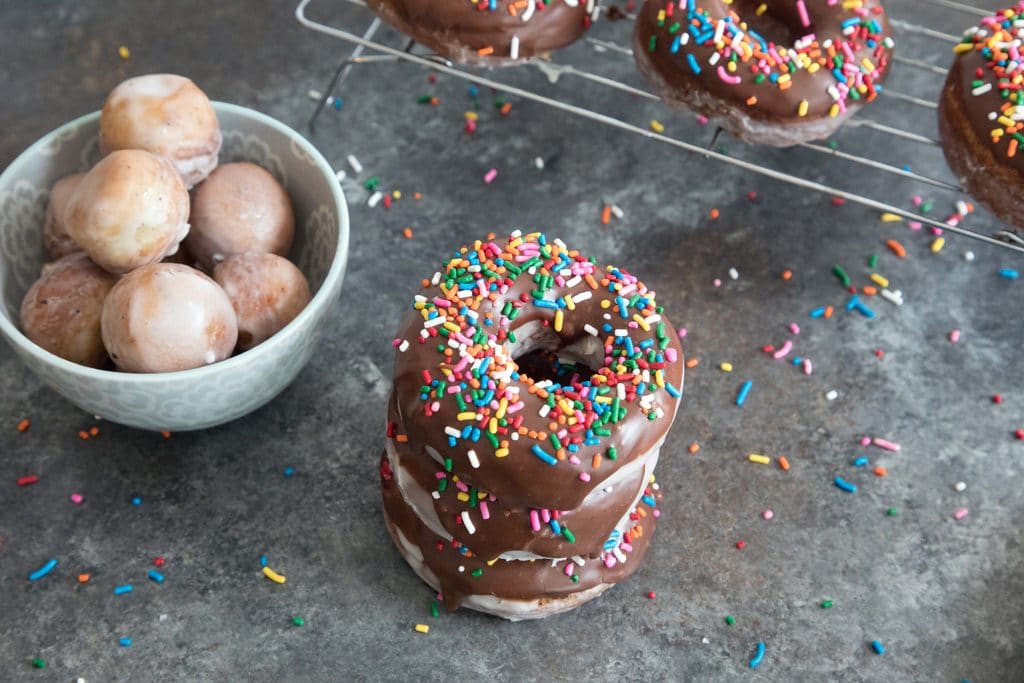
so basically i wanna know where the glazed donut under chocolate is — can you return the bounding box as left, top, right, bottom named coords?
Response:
left=383, top=231, right=684, bottom=618
left=633, top=0, right=894, bottom=146
left=364, top=0, right=595, bottom=65
left=938, top=4, right=1024, bottom=228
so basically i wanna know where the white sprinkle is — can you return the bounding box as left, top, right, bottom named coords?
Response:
left=956, top=200, right=969, bottom=215
left=539, top=404, right=551, bottom=418
left=701, top=637, right=711, bottom=645
left=584, top=323, right=599, bottom=336
left=467, top=449, right=480, bottom=469
left=534, top=156, right=545, bottom=170
left=458, top=565, right=465, bottom=573
left=424, top=316, right=446, bottom=328
left=610, top=204, right=624, bottom=219
left=346, top=154, right=363, bottom=174
left=521, top=0, right=536, bottom=21
left=159, top=614, right=168, bottom=622
left=972, top=83, right=993, bottom=96
left=398, top=340, right=410, bottom=352
left=308, top=89, right=323, bottom=100
left=573, top=291, right=592, bottom=303
left=334, top=169, right=346, bottom=182
left=204, top=349, right=216, bottom=365
left=461, top=511, right=477, bottom=535
left=728, top=267, right=739, bottom=280
left=964, top=250, right=975, bottom=261
left=510, top=35, right=520, bottom=60
left=825, top=389, right=839, bottom=401
left=880, top=288, right=904, bottom=306
left=445, top=426, right=461, bottom=437
left=954, top=481, right=967, bottom=492
left=367, top=191, right=383, bottom=208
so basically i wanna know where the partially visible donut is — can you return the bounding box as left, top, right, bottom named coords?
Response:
left=364, top=0, right=597, bottom=64
left=938, top=3, right=1024, bottom=227
left=633, top=0, right=895, bottom=146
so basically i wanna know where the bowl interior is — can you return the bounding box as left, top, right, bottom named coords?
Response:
left=0, top=103, right=346, bottom=375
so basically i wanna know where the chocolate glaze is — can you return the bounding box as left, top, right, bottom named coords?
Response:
left=938, top=28, right=1024, bottom=227
left=388, top=393, right=654, bottom=559
left=391, top=260, right=684, bottom=512
left=633, top=0, right=893, bottom=144
left=381, top=452, right=661, bottom=609
left=365, top=0, right=591, bottom=64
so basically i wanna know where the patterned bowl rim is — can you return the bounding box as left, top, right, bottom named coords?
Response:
left=0, top=101, right=350, bottom=383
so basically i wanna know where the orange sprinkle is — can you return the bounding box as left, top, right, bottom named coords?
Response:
left=403, top=227, right=413, bottom=239
left=17, top=418, right=30, bottom=433
left=601, top=205, right=612, bottom=225
left=885, top=239, right=907, bottom=258
left=781, top=269, right=793, bottom=281
left=414, top=192, right=423, bottom=200
left=1010, top=138, right=1018, bottom=158
left=89, top=426, right=99, bottom=437
left=78, top=430, right=89, bottom=440
left=395, top=434, right=409, bottom=443
left=745, top=95, right=757, bottom=106
left=160, top=430, right=171, bottom=439
left=685, top=357, right=699, bottom=369
left=824, top=305, right=834, bottom=319
left=862, top=285, right=877, bottom=296
left=499, top=102, right=512, bottom=116
left=778, top=456, right=791, bottom=471
left=687, top=442, right=700, bottom=454
left=592, top=454, right=601, bottom=469
left=873, top=466, right=887, bottom=477
left=77, top=573, right=90, bottom=583
left=477, top=46, right=495, bottom=56
left=709, top=208, right=720, bottom=219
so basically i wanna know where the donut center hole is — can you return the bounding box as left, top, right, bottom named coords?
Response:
left=732, top=0, right=807, bottom=46
left=514, top=348, right=599, bottom=385
left=509, top=321, right=604, bottom=386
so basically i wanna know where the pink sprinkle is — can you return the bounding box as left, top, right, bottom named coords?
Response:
left=872, top=437, right=901, bottom=452
left=713, top=278, right=722, bottom=287
left=772, top=340, right=793, bottom=360
left=789, top=322, right=800, bottom=335
left=796, top=0, right=810, bottom=26
left=803, top=358, right=813, bottom=375
left=604, top=555, right=617, bottom=568
left=912, top=195, right=923, bottom=206
left=70, top=493, right=84, bottom=504
left=479, top=501, right=490, bottom=520
left=716, top=65, right=742, bottom=85
left=578, top=472, right=591, bottom=483
left=483, top=168, right=498, bottom=184
left=529, top=509, right=541, bottom=531
left=908, top=221, right=923, bottom=231
left=391, top=338, right=401, bottom=348
left=953, top=508, right=969, bottom=521
left=859, top=436, right=872, bottom=446
left=677, top=327, right=687, bottom=339
left=696, top=115, right=709, bottom=125
left=949, top=329, right=961, bottom=343
left=653, top=509, right=660, bottom=518
left=762, top=509, right=774, bottom=520
left=540, top=508, right=551, bottom=523
left=564, top=561, right=575, bottom=576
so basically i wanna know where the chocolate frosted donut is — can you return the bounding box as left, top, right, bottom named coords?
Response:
left=938, top=4, right=1024, bottom=227
left=364, top=0, right=595, bottom=64
left=633, top=0, right=895, bottom=146
left=383, top=231, right=684, bottom=619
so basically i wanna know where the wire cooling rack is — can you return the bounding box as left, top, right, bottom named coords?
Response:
left=296, top=0, right=1024, bottom=253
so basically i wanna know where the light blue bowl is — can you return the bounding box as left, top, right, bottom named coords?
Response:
left=0, top=103, right=349, bottom=431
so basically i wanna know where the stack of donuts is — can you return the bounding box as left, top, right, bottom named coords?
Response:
left=381, top=231, right=684, bottom=619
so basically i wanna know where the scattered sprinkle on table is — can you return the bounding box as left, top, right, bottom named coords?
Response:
left=28, top=558, right=58, bottom=581
left=954, top=508, right=969, bottom=521
left=119, top=637, right=132, bottom=647
left=748, top=454, right=770, bottom=465
left=70, top=493, right=84, bottom=504
left=78, top=573, right=90, bottom=583
left=998, top=268, right=1019, bottom=280
left=949, top=329, right=961, bottom=343
left=414, top=623, right=430, bottom=634
left=720, top=362, right=733, bottom=372
left=749, top=641, right=766, bottom=669
left=735, top=380, right=753, bottom=407
left=821, top=599, right=834, bottom=609
left=292, top=616, right=305, bottom=627
left=31, top=658, right=45, bottom=669
left=647, top=591, right=656, bottom=599
left=886, top=507, right=899, bottom=516
left=262, top=566, right=287, bottom=584
left=762, top=509, right=774, bottom=520
left=778, top=456, right=791, bottom=471
left=148, top=570, right=165, bottom=583
left=283, top=466, right=295, bottom=477
left=131, top=496, right=142, bottom=506
left=483, top=168, right=498, bottom=184
left=725, top=615, right=735, bottom=625
left=16, top=475, right=39, bottom=487
left=834, top=477, right=857, bottom=493
left=871, top=639, right=886, bottom=655
left=17, top=418, right=30, bottom=432
left=118, top=45, right=130, bottom=60
left=954, top=481, right=967, bottom=492
left=113, top=584, right=133, bottom=596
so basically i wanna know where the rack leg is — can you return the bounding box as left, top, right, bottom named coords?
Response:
left=308, top=17, right=383, bottom=131
left=705, top=126, right=724, bottom=155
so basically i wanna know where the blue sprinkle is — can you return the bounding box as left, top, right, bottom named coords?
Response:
left=260, top=554, right=267, bottom=567
left=642, top=495, right=656, bottom=507
left=283, top=466, right=295, bottom=477
left=148, top=570, right=165, bottom=584
left=809, top=307, right=826, bottom=318
left=853, top=301, right=876, bottom=319
left=119, top=637, right=133, bottom=647
left=735, top=380, right=753, bottom=407
left=853, top=456, right=869, bottom=467
left=331, top=98, right=343, bottom=111
left=999, top=268, right=1020, bottom=280
left=749, top=641, right=766, bottom=669
left=131, top=496, right=142, bottom=506
left=666, top=382, right=681, bottom=398
left=686, top=53, right=701, bottom=74
left=28, top=558, right=58, bottom=582
left=468, top=84, right=479, bottom=98
left=834, top=476, right=857, bottom=493
left=549, top=519, right=562, bottom=535
left=531, top=445, right=557, bottom=466
left=845, top=294, right=860, bottom=311
left=114, top=584, right=133, bottom=596
left=871, top=639, right=885, bottom=655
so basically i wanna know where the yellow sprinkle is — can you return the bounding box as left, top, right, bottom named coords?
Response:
left=486, top=558, right=499, bottom=566
left=726, top=61, right=737, bottom=73
left=262, top=566, right=286, bottom=584
left=554, top=309, right=564, bottom=332
left=443, top=322, right=460, bottom=333
left=632, top=314, right=651, bottom=331
left=488, top=417, right=498, bottom=433
left=861, top=58, right=876, bottom=72
left=998, top=115, right=1016, bottom=128
left=415, top=624, right=430, bottom=634
left=118, top=45, right=131, bottom=60
left=495, top=448, right=509, bottom=458
left=564, top=294, right=575, bottom=311
left=755, top=3, right=767, bottom=14
left=600, top=299, right=611, bottom=309
left=720, top=362, right=734, bottom=372
left=828, top=104, right=840, bottom=118
left=953, top=43, right=973, bottom=54
left=797, top=100, right=809, bottom=117
left=880, top=213, right=903, bottom=223
left=747, top=454, right=771, bottom=465
left=496, top=398, right=508, bottom=419
left=655, top=369, right=665, bottom=388
left=464, top=111, right=479, bottom=120
left=392, top=190, right=401, bottom=199
left=931, top=237, right=946, bottom=253
left=457, top=492, right=470, bottom=502
left=650, top=120, right=665, bottom=134
left=870, top=273, right=889, bottom=288
left=456, top=412, right=477, bottom=421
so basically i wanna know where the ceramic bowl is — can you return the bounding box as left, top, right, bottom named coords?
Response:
left=0, top=103, right=349, bottom=431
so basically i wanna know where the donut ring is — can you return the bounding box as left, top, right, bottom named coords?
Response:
left=633, top=0, right=895, bottom=146
left=938, top=3, right=1024, bottom=228
left=364, top=0, right=595, bottom=64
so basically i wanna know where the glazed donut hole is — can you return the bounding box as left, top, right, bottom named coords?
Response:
left=43, top=173, right=85, bottom=260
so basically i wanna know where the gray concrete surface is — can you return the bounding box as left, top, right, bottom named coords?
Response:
left=1, top=0, right=1023, bottom=680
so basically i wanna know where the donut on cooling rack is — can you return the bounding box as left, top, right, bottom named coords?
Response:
left=633, top=0, right=895, bottom=146
left=382, top=231, right=685, bottom=620
left=363, top=0, right=597, bottom=64
left=938, top=3, right=1024, bottom=228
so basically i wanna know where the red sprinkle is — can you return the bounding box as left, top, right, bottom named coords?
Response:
left=17, top=475, right=39, bottom=487
left=735, top=540, right=746, bottom=550
left=874, top=349, right=885, bottom=358
left=1015, top=429, right=1024, bottom=440
left=992, top=394, right=1003, bottom=404
left=153, top=556, right=165, bottom=567
left=646, top=591, right=656, bottom=599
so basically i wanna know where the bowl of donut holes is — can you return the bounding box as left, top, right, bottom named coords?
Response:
left=0, top=75, right=349, bottom=431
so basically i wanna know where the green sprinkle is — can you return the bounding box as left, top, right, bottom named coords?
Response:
left=444, top=458, right=453, bottom=472
left=571, top=574, right=580, bottom=583
left=827, top=140, right=839, bottom=150
left=886, top=507, right=899, bottom=516
left=821, top=600, right=834, bottom=609
left=607, top=446, right=617, bottom=461
left=430, top=600, right=440, bottom=618
left=363, top=176, right=380, bottom=190
left=416, top=94, right=432, bottom=104
left=833, top=264, right=851, bottom=287
left=648, top=35, right=657, bottom=52
left=562, top=527, right=576, bottom=543
left=31, top=658, right=46, bottom=669
left=471, top=568, right=483, bottom=577
left=725, top=615, right=735, bottom=625
left=292, top=616, right=305, bottom=627
left=868, top=254, right=878, bottom=269
left=437, top=478, right=448, bottom=493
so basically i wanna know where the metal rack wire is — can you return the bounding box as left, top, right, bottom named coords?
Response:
left=296, top=0, right=1024, bottom=253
